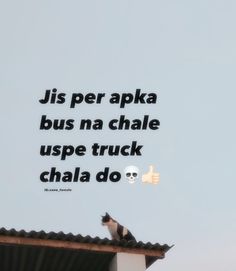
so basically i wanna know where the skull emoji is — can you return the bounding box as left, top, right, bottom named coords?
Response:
left=124, top=166, right=139, bottom=184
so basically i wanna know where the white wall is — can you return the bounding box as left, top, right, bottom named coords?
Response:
left=109, top=253, right=146, bottom=271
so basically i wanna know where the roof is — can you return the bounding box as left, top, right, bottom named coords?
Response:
left=0, top=227, right=172, bottom=271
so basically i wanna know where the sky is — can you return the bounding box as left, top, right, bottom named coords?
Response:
left=0, top=1, right=236, bottom=270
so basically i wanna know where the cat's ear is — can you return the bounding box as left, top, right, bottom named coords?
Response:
left=106, top=212, right=110, bottom=217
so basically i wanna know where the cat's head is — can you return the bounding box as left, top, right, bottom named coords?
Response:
left=101, top=212, right=112, bottom=225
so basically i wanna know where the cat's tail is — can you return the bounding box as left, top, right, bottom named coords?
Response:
left=123, top=231, right=136, bottom=242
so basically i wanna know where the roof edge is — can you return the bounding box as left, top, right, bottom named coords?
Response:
left=0, top=235, right=167, bottom=258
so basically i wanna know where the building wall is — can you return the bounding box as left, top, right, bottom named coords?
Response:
left=109, top=253, right=146, bottom=271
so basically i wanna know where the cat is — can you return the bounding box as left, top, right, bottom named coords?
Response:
left=101, top=212, right=136, bottom=242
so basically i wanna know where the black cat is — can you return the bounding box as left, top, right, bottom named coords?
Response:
left=101, top=212, right=136, bottom=242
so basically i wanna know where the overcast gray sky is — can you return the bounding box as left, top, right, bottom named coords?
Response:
left=0, top=1, right=236, bottom=270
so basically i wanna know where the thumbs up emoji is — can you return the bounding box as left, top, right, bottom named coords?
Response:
left=142, top=165, right=160, bottom=184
